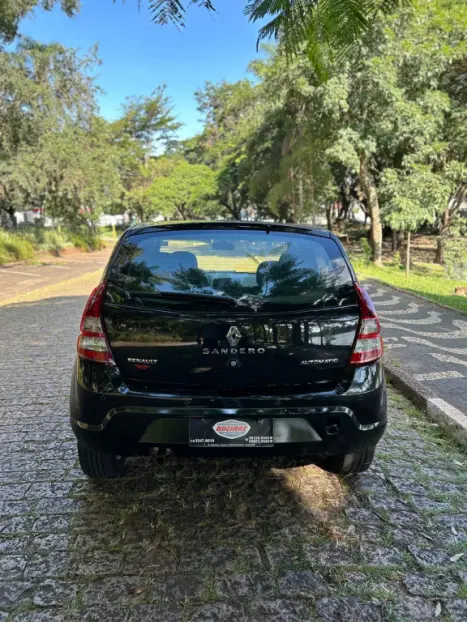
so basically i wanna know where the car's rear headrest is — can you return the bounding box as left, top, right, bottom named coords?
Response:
left=169, top=251, right=198, bottom=270
left=152, top=251, right=198, bottom=273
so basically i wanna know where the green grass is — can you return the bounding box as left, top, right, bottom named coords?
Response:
left=0, top=226, right=105, bottom=265
left=0, top=230, right=35, bottom=263
left=353, top=258, right=467, bottom=314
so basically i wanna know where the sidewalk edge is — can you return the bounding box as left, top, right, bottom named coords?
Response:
left=384, top=359, right=467, bottom=449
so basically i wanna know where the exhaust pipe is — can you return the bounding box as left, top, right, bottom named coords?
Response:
left=325, top=422, right=340, bottom=436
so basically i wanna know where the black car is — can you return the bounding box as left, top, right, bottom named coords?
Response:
left=70, top=221, right=386, bottom=478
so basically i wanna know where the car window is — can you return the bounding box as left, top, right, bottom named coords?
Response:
left=106, top=229, right=357, bottom=311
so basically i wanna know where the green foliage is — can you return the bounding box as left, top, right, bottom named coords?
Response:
left=0, top=36, right=179, bottom=226
left=134, top=158, right=218, bottom=220
left=359, top=237, right=373, bottom=263
left=0, top=230, right=34, bottom=262
left=162, top=0, right=467, bottom=235
left=69, top=229, right=105, bottom=252
left=110, top=87, right=180, bottom=150
left=20, top=228, right=68, bottom=253
left=0, top=226, right=107, bottom=264
left=0, top=0, right=79, bottom=41
left=392, top=251, right=402, bottom=270
left=149, top=1, right=409, bottom=79
left=444, top=239, right=467, bottom=280
left=2, top=0, right=467, bottom=258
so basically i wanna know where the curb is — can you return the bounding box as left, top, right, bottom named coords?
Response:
left=384, top=359, right=467, bottom=449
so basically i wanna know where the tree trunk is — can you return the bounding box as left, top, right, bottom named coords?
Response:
left=297, top=172, right=304, bottom=224
left=359, top=155, right=383, bottom=266
left=405, top=231, right=411, bottom=276
left=435, top=205, right=450, bottom=264
left=397, top=230, right=404, bottom=251
left=221, top=197, right=241, bottom=220
left=391, top=229, right=397, bottom=252
left=326, top=203, right=333, bottom=231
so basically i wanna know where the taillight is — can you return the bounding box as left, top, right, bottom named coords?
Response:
left=350, top=285, right=383, bottom=365
left=77, top=283, right=115, bottom=364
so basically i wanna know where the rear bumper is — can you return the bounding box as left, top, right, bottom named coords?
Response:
left=70, top=358, right=387, bottom=457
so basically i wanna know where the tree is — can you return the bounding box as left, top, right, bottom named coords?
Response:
left=0, top=0, right=79, bottom=41
left=0, top=35, right=180, bottom=226
left=0, top=39, right=102, bottom=224
left=110, top=88, right=179, bottom=151
left=109, top=89, right=180, bottom=216
left=325, top=0, right=467, bottom=264
left=246, top=49, right=342, bottom=222
left=381, top=165, right=454, bottom=274
left=149, top=1, right=407, bottom=78
left=7, top=118, right=122, bottom=226
left=132, top=158, right=218, bottom=220
left=186, top=80, right=262, bottom=219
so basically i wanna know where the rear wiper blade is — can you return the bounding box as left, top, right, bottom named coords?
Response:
left=128, top=291, right=240, bottom=307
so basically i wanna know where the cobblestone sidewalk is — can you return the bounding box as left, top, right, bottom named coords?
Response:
left=363, top=280, right=467, bottom=415
left=0, top=283, right=466, bottom=621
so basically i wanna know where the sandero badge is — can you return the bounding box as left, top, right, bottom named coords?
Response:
left=69, top=220, right=387, bottom=478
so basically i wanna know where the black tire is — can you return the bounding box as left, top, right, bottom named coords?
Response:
left=77, top=443, right=126, bottom=478
left=321, top=445, right=375, bottom=476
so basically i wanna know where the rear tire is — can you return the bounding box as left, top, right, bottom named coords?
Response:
left=77, top=443, right=126, bottom=478
left=321, top=445, right=375, bottom=476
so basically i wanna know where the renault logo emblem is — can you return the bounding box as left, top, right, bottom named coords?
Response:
left=226, top=326, right=242, bottom=347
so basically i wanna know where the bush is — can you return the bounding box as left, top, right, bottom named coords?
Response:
left=0, top=225, right=104, bottom=264
left=444, top=239, right=467, bottom=280
left=0, top=230, right=34, bottom=263
left=392, top=250, right=402, bottom=270
left=43, top=229, right=67, bottom=254
left=70, top=229, right=105, bottom=252
left=360, top=237, right=373, bottom=263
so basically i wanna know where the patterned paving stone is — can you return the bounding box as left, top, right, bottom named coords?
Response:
left=250, top=598, right=313, bottom=621
left=390, top=596, right=438, bottom=620
left=444, top=600, right=467, bottom=622
left=0, top=556, right=27, bottom=580
left=277, top=570, right=328, bottom=597
left=315, top=597, right=383, bottom=621
left=402, top=573, right=460, bottom=597
left=0, top=581, right=34, bottom=609
left=216, top=572, right=275, bottom=598
left=33, top=579, right=78, bottom=607
left=363, top=279, right=467, bottom=414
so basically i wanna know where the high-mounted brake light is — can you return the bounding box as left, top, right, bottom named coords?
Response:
left=77, top=283, right=115, bottom=364
left=350, top=284, right=383, bottom=365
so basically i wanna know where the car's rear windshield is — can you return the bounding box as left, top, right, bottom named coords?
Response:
left=106, top=228, right=356, bottom=312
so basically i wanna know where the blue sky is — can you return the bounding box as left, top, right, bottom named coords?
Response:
left=20, top=1, right=266, bottom=139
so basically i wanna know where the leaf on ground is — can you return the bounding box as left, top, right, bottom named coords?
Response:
left=451, top=526, right=458, bottom=535
left=128, top=587, right=145, bottom=596
left=454, top=460, right=464, bottom=466
left=435, top=601, right=442, bottom=617
left=450, top=552, right=465, bottom=562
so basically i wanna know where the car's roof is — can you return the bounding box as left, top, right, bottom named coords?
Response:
left=126, top=220, right=332, bottom=239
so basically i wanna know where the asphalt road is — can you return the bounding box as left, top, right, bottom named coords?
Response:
left=0, top=274, right=466, bottom=620
left=0, top=249, right=111, bottom=303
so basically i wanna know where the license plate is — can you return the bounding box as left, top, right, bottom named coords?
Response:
left=189, top=418, right=273, bottom=447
